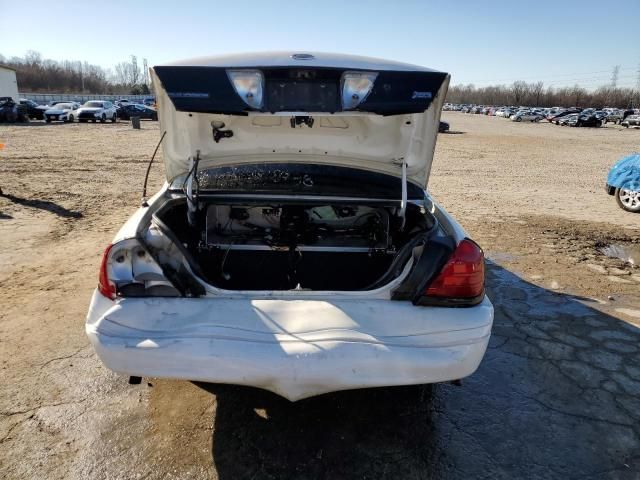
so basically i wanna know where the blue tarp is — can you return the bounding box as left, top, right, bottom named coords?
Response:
left=607, top=153, right=640, bottom=190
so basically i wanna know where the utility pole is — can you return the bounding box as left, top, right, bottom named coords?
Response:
left=143, top=58, right=149, bottom=85
left=78, top=61, right=84, bottom=92
left=611, top=65, right=620, bottom=89
left=131, top=55, right=138, bottom=85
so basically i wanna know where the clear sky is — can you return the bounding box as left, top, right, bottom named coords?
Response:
left=1, top=0, right=639, bottom=89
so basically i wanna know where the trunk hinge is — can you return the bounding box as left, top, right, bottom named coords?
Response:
left=185, top=150, right=201, bottom=227
left=393, top=158, right=408, bottom=230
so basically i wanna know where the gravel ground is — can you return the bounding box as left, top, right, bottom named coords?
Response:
left=0, top=114, right=639, bottom=479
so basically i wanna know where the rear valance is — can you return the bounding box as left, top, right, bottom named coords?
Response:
left=152, top=65, right=448, bottom=116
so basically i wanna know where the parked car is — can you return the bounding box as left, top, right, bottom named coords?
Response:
left=0, top=97, right=28, bottom=123
left=143, top=97, right=156, bottom=107
left=116, top=103, right=158, bottom=121
left=76, top=100, right=117, bottom=123
left=571, top=113, right=602, bottom=128
left=44, top=102, right=80, bottom=123
left=548, top=108, right=581, bottom=123
left=19, top=99, right=47, bottom=120
left=606, top=154, right=640, bottom=212
left=621, top=115, right=640, bottom=128
left=511, top=111, right=543, bottom=122
left=604, top=110, right=623, bottom=124
left=438, top=120, right=450, bottom=133
left=557, top=113, right=579, bottom=126
left=85, top=52, right=493, bottom=401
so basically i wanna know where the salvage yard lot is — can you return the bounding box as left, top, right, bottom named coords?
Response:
left=1, top=114, right=639, bottom=479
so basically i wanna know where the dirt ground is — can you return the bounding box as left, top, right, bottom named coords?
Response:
left=0, top=114, right=639, bottom=479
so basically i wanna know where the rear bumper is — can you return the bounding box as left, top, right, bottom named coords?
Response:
left=606, top=183, right=616, bottom=195
left=86, top=291, right=493, bottom=401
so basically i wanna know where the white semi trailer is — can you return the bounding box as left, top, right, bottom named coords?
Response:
left=0, top=65, right=19, bottom=101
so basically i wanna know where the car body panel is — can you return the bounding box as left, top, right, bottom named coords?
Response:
left=86, top=291, right=493, bottom=401
left=607, top=153, right=640, bottom=190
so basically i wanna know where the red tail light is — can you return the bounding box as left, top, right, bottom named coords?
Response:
left=98, top=244, right=116, bottom=300
left=423, top=239, right=484, bottom=304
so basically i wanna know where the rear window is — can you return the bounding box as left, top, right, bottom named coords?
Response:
left=83, top=101, right=103, bottom=108
left=172, top=163, right=425, bottom=199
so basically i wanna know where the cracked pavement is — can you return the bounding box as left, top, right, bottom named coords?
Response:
left=1, top=114, right=639, bottom=479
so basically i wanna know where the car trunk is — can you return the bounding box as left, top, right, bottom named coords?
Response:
left=150, top=195, right=436, bottom=292
left=138, top=53, right=452, bottom=294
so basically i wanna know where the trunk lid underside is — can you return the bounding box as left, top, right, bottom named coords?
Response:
left=150, top=52, right=450, bottom=187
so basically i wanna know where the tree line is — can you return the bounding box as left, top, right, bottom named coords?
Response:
left=0, top=51, right=150, bottom=95
left=446, top=81, right=640, bottom=109
left=3, top=51, right=639, bottom=108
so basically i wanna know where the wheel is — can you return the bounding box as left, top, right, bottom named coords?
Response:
left=100, top=113, right=106, bottom=123
left=68, top=114, right=74, bottom=123
left=616, top=186, right=640, bottom=212
left=596, top=121, right=602, bottom=127
left=92, top=119, right=97, bottom=123
left=111, top=113, right=117, bottom=123
left=515, top=117, right=522, bottom=122
left=79, top=119, right=87, bottom=123
left=151, top=113, right=158, bottom=121
left=46, top=117, right=51, bottom=123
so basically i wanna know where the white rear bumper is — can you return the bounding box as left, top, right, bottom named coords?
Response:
left=86, top=291, right=493, bottom=401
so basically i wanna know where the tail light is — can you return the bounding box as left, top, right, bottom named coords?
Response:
left=419, top=239, right=485, bottom=306
left=97, top=239, right=180, bottom=299
left=98, top=244, right=116, bottom=299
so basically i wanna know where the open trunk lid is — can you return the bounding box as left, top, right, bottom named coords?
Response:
left=150, top=52, right=450, bottom=189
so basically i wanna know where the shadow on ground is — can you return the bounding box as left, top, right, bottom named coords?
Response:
left=0, top=192, right=82, bottom=218
left=184, top=263, right=639, bottom=479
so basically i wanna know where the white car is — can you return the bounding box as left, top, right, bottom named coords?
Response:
left=86, top=52, right=494, bottom=401
left=43, top=102, right=80, bottom=123
left=76, top=100, right=117, bottom=123
left=511, top=111, right=543, bottom=122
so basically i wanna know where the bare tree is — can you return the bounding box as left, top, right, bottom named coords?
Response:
left=446, top=81, right=640, bottom=109
left=531, top=82, right=544, bottom=106
left=114, top=58, right=142, bottom=87
left=571, top=84, right=586, bottom=106
left=511, top=81, right=529, bottom=105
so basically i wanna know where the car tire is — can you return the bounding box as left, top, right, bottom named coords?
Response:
left=68, top=114, right=74, bottom=123
left=100, top=113, right=106, bottom=123
left=79, top=119, right=87, bottom=123
left=45, top=117, right=51, bottom=123
left=111, top=113, right=117, bottom=123
left=515, top=117, right=522, bottom=122
left=616, top=186, right=640, bottom=213
left=151, top=113, right=158, bottom=121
